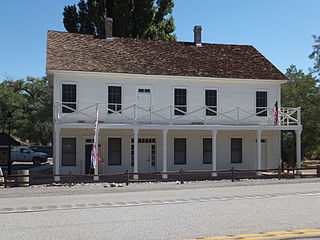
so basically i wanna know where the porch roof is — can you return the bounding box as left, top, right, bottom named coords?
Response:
left=55, top=123, right=302, bottom=131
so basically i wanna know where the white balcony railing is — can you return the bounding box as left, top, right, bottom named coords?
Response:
left=54, top=101, right=301, bottom=126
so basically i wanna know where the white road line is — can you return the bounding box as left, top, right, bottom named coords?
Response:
left=0, top=191, right=319, bottom=214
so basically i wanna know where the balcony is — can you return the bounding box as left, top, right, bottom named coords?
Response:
left=54, top=101, right=301, bottom=126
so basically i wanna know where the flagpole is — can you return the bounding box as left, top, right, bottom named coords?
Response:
left=93, top=104, right=99, bottom=181
left=93, top=129, right=99, bottom=181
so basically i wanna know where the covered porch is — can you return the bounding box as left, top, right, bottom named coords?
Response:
left=53, top=124, right=302, bottom=181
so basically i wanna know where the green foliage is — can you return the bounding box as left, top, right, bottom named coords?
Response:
left=309, top=35, right=320, bottom=78
left=63, top=5, right=79, bottom=33
left=0, top=77, right=52, bottom=145
left=281, top=65, right=320, bottom=161
left=0, top=80, right=26, bottom=129
left=62, top=0, right=176, bottom=41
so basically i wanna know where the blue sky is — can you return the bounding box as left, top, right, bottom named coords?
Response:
left=0, top=0, right=319, bottom=80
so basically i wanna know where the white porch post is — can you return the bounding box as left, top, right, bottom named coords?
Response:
left=53, top=126, right=61, bottom=182
left=133, top=128, right=139, bottom=180
left=257, top=129, right=262, bottom=176
left=93, top=127, right=99, bottom=181
left=211, top=129, right=218, bottom=177
left=162, top=129, right=168, bottom=179
left=296, top=129, right=302, bottom=172
left=279, top=130, right=282, bottom=166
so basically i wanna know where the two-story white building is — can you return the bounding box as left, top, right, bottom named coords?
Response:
left=47, top=23, right=302, bottom=181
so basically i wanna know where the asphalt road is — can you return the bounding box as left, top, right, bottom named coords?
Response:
left=0, top=179, right=319, bottom=240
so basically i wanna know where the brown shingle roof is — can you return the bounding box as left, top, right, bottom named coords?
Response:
left=46, top=31, right=287, bottom=80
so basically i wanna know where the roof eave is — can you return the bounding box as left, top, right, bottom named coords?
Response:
left=46, top=69, right=288, bottom=84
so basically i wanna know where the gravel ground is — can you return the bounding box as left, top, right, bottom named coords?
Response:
left=1, top=177, right=319, bottom=199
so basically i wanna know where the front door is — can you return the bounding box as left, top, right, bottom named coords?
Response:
left=137, top=88, right=151, bottom=123
left=132, top=138, right=156, bottom=172
left=85, top=144, right=94, bottom=174
left=139, top=143, right=151, bottom=172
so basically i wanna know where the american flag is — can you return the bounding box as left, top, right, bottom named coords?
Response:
left=90, top=107, right=103, bottom=170
left=272, top=101, right=279, bottom=125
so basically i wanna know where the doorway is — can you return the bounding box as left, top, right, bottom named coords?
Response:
left=131, top=138, right=157, bottom=172
left=137, top=88, right=151, bottom=123
left=85, top=144, right=94, bottom=174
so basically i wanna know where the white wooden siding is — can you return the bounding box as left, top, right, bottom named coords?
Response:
left=53, top=73, right=283, bottom=125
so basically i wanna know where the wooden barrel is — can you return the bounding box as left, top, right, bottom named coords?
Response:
left=17, top=170, right=29, bottom=187
left=0, top=167, right=4, bottom=184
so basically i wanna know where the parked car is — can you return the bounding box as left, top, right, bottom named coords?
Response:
left=30, top=145, right=53, bottom=158
left=11, top=147, right=48, bottom=165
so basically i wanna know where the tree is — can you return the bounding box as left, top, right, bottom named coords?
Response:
left=63, top=5, right=79, bottom=33
left=281, top=65, right=320, bottom=161
left=0, top=80, right=26, bottom=133
left=309, top=35, right=320, bottom=78
left=0, top=77, right=53, bottom=145
left=62, top=0, right=176, bottom=41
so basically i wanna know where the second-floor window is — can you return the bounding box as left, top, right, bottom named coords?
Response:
left=256, top=91, right=267, bottom=116
left=108, top=86, right=122, bottom=113
left=62, top=84, right=76, bottom=113
left=205, top=89, right=217, bottom=116
left=174, top=88, right=187, bottom=115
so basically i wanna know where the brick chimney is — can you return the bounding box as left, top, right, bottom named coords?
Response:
left=105, top=17, right=113, bottom=40
left=194, top=26, right=202, bottom=46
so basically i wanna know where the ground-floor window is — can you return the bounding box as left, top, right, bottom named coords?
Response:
left=203, top=138, right=212, bottom=164
left=174, top=138, right=186, bottom=164
left=231, top=138, right=242, bottom=163
left=62, top=138, right=76, bottom=166
left=131, top=144, right=134, bottom=167
left=108, top=138, right=122, bottom=165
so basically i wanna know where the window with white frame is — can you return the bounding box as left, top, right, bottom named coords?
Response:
left=205, top=89, right=217, bottom=116
left=108, top=86, right=122, bottom=113
left=108, top=138, right=122, bottom=165
left=174, top=88, right=187, bottom=115
left=174, top=138, right=186, bottom=164
left=256, top=91, right=267, bottom=116
left=231, top=138, right=242, bottom=163
left=203, top=138, right=212, bottom=164
left=62, top=84, right=76, bottom=113
left=62, top=138, right=76, bottom=166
